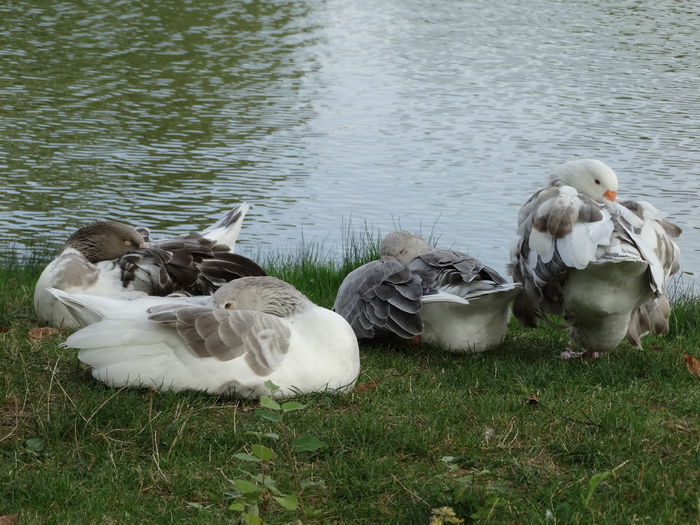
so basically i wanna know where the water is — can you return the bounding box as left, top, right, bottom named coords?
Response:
left=1, top=0, right=699, bottom=282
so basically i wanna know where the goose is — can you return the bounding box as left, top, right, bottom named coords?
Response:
left=333, top=231, right=521, bottom=353
left=509, top=159, right=682, bottom=357
left=34, top=204, right=265, bottom=330
left=50, top=276, right=360, bottom=399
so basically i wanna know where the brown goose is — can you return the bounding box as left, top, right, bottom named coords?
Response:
left=34, top=204, right=265, bottom=330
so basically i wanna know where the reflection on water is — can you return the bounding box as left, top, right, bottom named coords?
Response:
left=1, top=0, right=699, bottom=280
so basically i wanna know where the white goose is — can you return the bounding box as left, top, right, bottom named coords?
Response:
left=35, top=204, right=265, bottom=330
left=509, top=159, right=682, bottom=357
left=333, top=231, right=521, bottom=353
left=50, top=276, right=360, bottom=399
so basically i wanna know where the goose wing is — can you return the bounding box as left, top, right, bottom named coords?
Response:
left=617, top=200, right=681, bottom=294
left=148, top=304, right=291, bottom=376
left=408, top=249, right=508, bottom=295
left=617, top=200, right=682, bottom=346
left=509, top=184, right=615, bottom=326
left=333, top=259, right=423, bottom=340
left=119, top=235, right=266, bottom=296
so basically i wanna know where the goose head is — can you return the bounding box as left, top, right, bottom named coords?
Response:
left=550, top=159, right=619, bottom=202
left=379, top=231, right=433, bottom=265
left=64, top=221, right=147, bottom=263
left=213, top=276, right=312, bottom=317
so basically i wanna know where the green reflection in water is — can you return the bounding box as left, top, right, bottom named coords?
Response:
left=1, top=0, right=321, bottom=248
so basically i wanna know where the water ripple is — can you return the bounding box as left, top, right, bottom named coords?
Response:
left=0, top=0, right=698, bottom=281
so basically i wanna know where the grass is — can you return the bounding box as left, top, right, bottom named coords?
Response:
left=1, top=246, right=699, bottom=525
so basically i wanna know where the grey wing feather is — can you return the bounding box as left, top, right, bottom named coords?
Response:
left=119, top=248, right=174, bottom=294
left=509, top=187, right=578, bottom=327
left=119, top=236, right=266, bottom=296
left=409, top=249, right=507, bottom=292
left=626, top=295, right=671, bottom=348
left=147, top=304, right=291, bottom=375
left=333, top=259, right=423, bottom=340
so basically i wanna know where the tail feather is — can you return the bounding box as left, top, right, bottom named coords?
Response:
left=436, top=282, right=522, bottom=302
left=201, top=203, right=250, bottom=248
left=421, top=291, right=470, bottom=305
left=462, top=282, right=523, bottom=301
left=47, top=288, right=113, bottom=327
left=626, top=295, right=671, bottom=348
left=65, top=319, right=190, bottom=390
left=49, top=288, right=207, bottom=328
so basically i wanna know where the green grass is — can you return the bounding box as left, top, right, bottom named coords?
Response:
left=1, top=250, right=699, bottom=524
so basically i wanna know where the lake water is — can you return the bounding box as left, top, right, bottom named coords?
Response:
left=1, top=0, right=699, bottom=283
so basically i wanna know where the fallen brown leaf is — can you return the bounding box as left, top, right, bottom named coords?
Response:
left=683, top=354, right=700, bottom=379
left=0, top=514, right=19, bottom=525
left=27, top=327, right=60, bottom=341
left=524, top=393, right=540, bottom=405
left=353, top=380, right=380, bottom=393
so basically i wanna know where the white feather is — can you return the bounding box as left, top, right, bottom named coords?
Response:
left=200, top=203, right=250, bottom=249
left=57, top=287, right=360, bottom=399
left=510, top=159, right=681, bottom=353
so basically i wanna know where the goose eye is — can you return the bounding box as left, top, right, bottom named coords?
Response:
left=594, top=179, right=601, bottom=185
left=124, top=240, right=133, bottom=246
left=224, top=302, right=233, bottom=310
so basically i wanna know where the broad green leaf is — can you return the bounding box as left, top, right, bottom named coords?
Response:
left=441, top=456, right=458, bottom=471
left=243, top=512, right=263, bottom=525
left=290, top=433, right=329, bottom=453
left=273, top=494, right=299, bottom=511
left=231, top=479, right=261, bottom=494
left=280, top=401, right=307, bottom=412
left=582, top=471, right=611, bottom=505
left=264, top=380, right=280, bottom=393
left=455, top=474, right=475, bottom=485
left=470, top=495, right=500, bottom=519
left=259, top=396, right=281, bottom=411
left=238, top=470, right=264, bottom=483
left=233, top=452, right=261, bottom=462
left=251, top=444, right=276, bottom=461
left=25, top=438, right=44, bottom=453
left=228, top=502, right=245, bottom=512
left=300, top=479, right=326, bottom=490
left=245, top=431, right=280, bottom=440
left=262, top=476, right=283, bottom=496
left=254, top=409, right=282, bottom=422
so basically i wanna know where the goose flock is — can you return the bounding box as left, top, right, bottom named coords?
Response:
left=34, top=159, right=683, bottom=398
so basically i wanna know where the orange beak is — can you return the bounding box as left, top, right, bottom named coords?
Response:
left=603, top=190, right=617, bottom=202
left=139, top=244, right=148, bottom=249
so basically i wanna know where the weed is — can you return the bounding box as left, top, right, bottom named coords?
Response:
left=227, top=382, right=328, bottom=524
